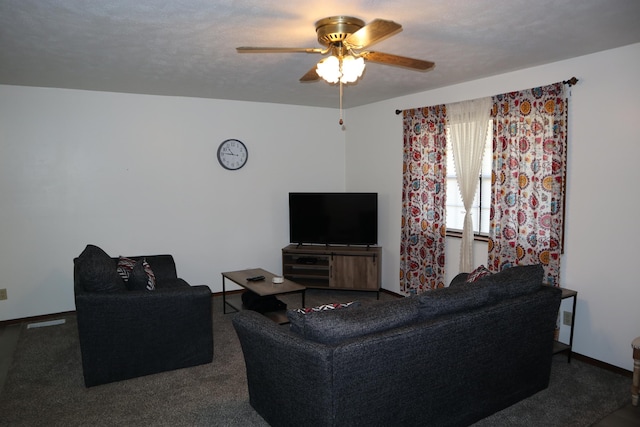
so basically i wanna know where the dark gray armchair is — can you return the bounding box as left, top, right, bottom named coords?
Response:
left=73, top=245, right=213, bottom=387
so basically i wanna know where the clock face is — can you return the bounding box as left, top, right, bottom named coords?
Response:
left=217, top=139, right=248, bottom=170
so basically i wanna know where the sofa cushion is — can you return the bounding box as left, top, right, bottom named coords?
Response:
left=449, top=272, right=469, bottom=287
left=75, top=244, right=125, bottom=292
left=474, top=264, right=544, bottom=298
left=287, top=301, right=359, bottom=336
left=418, top=283, right=496, bottom=320
left=287, top=297, right=420, bottom=345
left=419, top=264, right=544, bottom=319
left=126, top=258, right=156, bottom=291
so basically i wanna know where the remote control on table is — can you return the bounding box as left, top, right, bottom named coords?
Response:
left=246, top=275, right=265, bottom=282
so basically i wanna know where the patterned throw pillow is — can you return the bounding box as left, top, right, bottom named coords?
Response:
left=287, top=301, right=361, bottom=338
left=291, top=301, right=358, bottom=315
left=118, top=256, right=156, bottom=291
left=465, top=265, right=492, bottom=283
left=117, top=256, right=137, bottom=281
left=141, top=259, right=156, bottom=290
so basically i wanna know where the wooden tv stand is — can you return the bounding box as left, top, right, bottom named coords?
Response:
left=282, top=244, right=381, bottom=295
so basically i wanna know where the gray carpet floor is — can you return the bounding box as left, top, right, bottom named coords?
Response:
left=0, top=290, right=631, bottom=426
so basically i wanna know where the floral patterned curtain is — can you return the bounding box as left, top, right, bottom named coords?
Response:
left=400, top=106, right=448, bottom=293
left=488, top=82, right=567, bottom=285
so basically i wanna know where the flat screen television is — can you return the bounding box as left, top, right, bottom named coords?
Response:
left=289, top=192, right=378, bottom=246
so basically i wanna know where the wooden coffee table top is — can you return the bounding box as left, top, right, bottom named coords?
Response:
left=221, top=268, right=305, bottom=297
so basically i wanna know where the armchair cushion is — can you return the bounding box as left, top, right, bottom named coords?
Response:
left=157, top=278, right=191, bottom=289
left=135, top=255, right=178, bottom=287
left=75, top=245, right=125, bottom=292
left=127, top=259, right=155, bottom=291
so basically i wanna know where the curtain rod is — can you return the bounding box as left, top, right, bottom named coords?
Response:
left=394, top=76, right=579, bottom=115
left=563, top=76, right=579, bottom=86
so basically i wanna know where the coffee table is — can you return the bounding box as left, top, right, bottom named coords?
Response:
left=221, top=268, right=306, bottom=324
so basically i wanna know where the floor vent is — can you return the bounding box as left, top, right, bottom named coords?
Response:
left=27, top=319, right=66, bottom=329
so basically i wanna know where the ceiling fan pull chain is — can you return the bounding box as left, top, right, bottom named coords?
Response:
left=339, top=80, right=344, bottom=126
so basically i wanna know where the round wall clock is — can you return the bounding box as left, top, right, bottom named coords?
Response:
left=217, top=139, right=248, bottom=170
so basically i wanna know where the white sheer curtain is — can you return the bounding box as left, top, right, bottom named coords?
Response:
left=447, top=97, right=492, bottom=273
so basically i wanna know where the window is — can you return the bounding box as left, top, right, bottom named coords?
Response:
left=445, top=121, right=493, bottom=235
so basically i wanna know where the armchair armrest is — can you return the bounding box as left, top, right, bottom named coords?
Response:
left=75, top=285, right=213, bottom=386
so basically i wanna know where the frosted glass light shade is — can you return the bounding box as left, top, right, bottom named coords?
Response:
left=316, top=55, right=366, bottom=84
left=316, top=56, right=341, bottom=84
left=340, top=56, right=365, bottom=83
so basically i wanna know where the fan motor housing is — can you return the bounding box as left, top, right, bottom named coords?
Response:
left=315, top=16, right=365, bottom=46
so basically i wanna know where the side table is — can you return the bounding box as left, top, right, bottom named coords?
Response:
left=553, top=287, right=577, bottom=363
left=632, top=336, right=640, bottom=406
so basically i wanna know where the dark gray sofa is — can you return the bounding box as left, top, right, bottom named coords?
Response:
left=232, top=264, right=562, bottom=427
left=73, top=244, right=213, bottom=387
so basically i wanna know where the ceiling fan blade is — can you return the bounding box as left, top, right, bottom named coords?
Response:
left=344, top=19, right=402, bottom=50
left=236, top=47, right=324, bottom=54
left=362, top=51, right=435, bottom=71
left=300, top=65, right=320, bottom=82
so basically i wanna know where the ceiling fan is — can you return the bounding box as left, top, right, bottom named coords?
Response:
left=236, top=16, right=435, bottom=84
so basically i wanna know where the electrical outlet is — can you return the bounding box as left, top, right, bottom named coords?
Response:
left=563, top=311, right=572, bottom=326
left=0, top=288, right=7, bottom=300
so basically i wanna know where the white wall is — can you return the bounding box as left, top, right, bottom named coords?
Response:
left=2, top=43, right=639, bottom=372
left=0, top=86, right=346, bottom=321
left=346, top=43, right=640, bottom=370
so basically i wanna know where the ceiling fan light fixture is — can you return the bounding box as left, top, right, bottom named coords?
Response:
left=316, top=55, right=341, bottom=84
left=316, top=54, right=365, bottom=84
left=238, top=16, right=433, bottom=126
left=340, top=55, right=365, bottom=83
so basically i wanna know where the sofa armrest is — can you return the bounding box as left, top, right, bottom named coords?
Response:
left=75, top=285, right=213, bottom=386
left=232, top=310, right=337, bottom=426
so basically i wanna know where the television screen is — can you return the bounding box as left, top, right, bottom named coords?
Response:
left=289, top=192, right=378, bottom=245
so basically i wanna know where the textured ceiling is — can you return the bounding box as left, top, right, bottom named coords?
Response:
left=1, top=0, right=639, bottom=108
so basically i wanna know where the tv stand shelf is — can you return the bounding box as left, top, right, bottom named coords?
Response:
left=282, top=245, right=381, bottom=295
